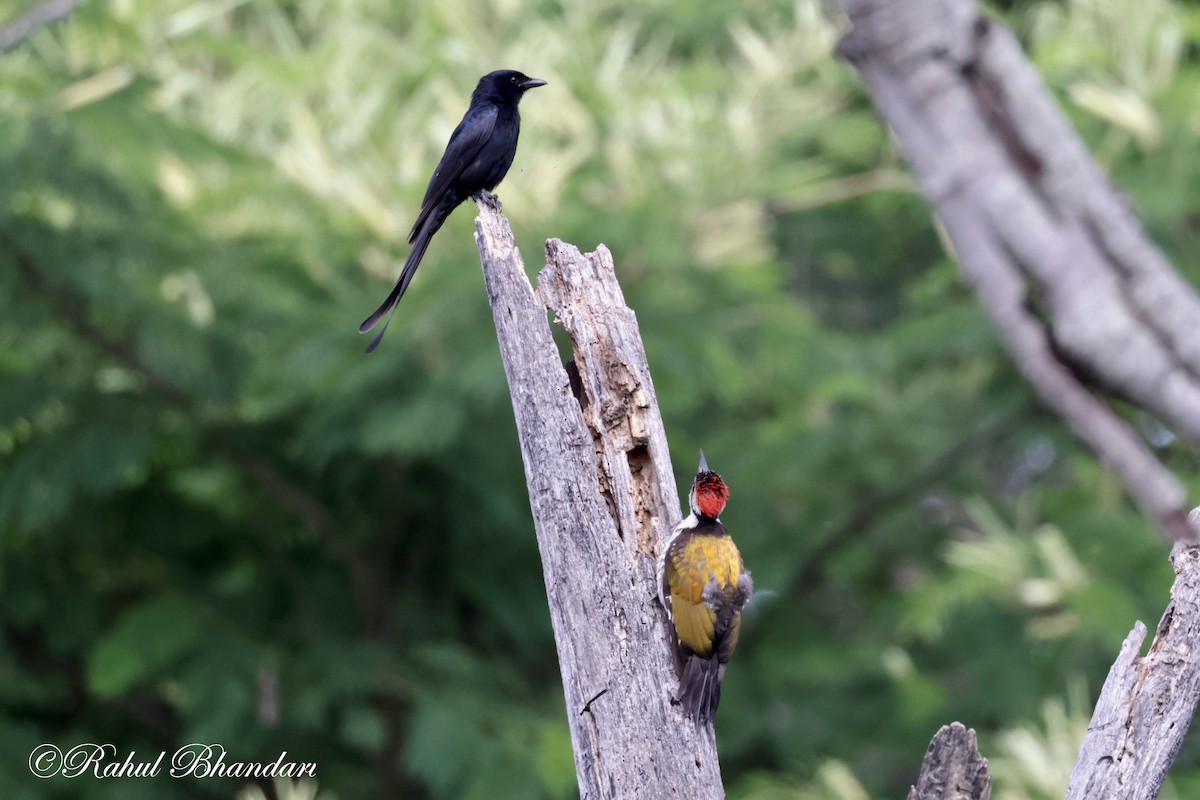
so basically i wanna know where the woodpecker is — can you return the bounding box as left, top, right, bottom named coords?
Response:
left=658, top=451, right=753, bottom=724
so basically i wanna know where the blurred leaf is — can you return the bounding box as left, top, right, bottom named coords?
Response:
left=86, top=595, right=203, bottom=698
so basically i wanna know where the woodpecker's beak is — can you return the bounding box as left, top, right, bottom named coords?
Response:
left=520, top=77, right=548, bottom=90
left=698, top=450, right=708, bottom=473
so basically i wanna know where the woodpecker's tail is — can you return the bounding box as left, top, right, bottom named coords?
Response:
left=678, top=654, right=723, bottom=725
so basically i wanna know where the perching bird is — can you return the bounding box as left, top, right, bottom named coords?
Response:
left=359, top=69, right=547, bottom=352
left=658, top=451, right=753, bottom=724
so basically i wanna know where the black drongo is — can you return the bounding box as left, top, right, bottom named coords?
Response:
left=359, top=69, right=546, bottom=352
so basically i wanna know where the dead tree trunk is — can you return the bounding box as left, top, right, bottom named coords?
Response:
left=835, top=0, right=1199, bottom=540
left=908, top=723, right=991, bottom=800
left=906, top=533, right=1200, bottom=800
left=1065, top=528, right=1200, bottom=800
left=836, top=1, right=1200, bottom=796
left=472, top=199, right=723, bottom=799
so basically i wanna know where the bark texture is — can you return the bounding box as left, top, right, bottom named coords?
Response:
left=835, top=0, right=1199, bottom=539
left=1065, top=515, right=1200, bottom=800
left=473, top=198, right=723, bottom=799
left=907, top=723, right=991, bottom=800
left=838, top=2, right=1200, bottom=794
left=909, top=525, right=1200, bottom=800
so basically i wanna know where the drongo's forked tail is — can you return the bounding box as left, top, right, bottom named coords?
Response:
left=358, top=195, right=456, bottom=353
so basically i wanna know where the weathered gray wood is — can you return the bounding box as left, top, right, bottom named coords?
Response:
left=835, top=0, right=1197, bottom=540
left=838, top=3, right=1200, bottom=793
left=1065, top=511, right=1200, bottom=800
left=910, top=518, right=1200, bottom=800
left=907, top=723, right=991, bottom=800
left=473, top=197, right=723, bottom=799
left=0, top=0, right=80, bottom=52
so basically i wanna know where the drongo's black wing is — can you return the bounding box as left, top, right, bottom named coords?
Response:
left=408, top=104, right=498, bottom=243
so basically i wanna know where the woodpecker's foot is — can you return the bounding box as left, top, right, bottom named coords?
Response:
left=474, top=190, right=503, bottom=212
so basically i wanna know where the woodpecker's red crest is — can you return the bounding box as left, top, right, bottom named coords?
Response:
left=658, top=450, right=752, bottom=725
left=689, top=449, right=730, bottom=519
left=693, top=473, right=729, bottom=519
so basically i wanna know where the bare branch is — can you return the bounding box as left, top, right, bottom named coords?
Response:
left=837, top=3, right=1200, bottom=788
left=0, top=0, right=81, bottom=53
left=834, top=0, right=1196, bottom=539
left=473, top=198, right=723, bottom=799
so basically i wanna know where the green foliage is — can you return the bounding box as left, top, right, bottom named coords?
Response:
left=1, top=0, right=1199, bottom=798
left=86, top=595, right=206, bottom=698
left=988, top=685, right=1091, bottom=800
